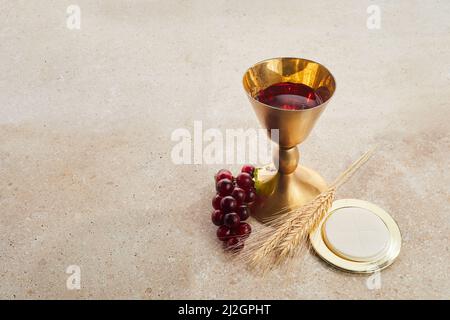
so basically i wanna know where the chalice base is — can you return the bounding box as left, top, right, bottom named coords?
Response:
left=253, top=165, right=328, bottom=223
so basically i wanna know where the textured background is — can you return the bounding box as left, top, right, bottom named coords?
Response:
left=0, top=0, right=449, bottom=299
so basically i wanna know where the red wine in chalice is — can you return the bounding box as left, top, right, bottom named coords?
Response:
left=255, top=82, right=324, bottom=110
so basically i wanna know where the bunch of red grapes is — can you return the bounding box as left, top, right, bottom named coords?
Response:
left=212, top=165, right=256, bottom=252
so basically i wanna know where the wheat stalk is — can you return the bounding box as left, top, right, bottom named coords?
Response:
left=235, top=147, right=376, bottom=272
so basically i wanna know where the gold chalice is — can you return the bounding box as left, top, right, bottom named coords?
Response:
left=243, top=57, right=336, bottom=222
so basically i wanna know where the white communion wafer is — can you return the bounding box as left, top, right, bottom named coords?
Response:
left=323, top=206, right=390, bottom=261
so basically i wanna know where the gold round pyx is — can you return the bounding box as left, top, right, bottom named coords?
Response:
left=309, top=199, right=402, bottom=274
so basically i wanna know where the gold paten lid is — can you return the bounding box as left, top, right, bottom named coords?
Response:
left=310, top=199, right=401, bottom=273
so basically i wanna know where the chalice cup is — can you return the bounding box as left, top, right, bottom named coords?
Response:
left=243, top=57, right=336, bottom=223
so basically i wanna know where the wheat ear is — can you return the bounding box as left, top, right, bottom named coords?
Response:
left=236, top=147, right=376, bottom=272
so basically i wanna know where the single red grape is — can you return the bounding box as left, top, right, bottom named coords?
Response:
left=216, top=225, right=232, bottom=241
left=241, top=165, right=255, bottom=177
left=212, top=194, right=223, bottom=210
left=211, top=210, right=224, bottom=226
left=215, top=169, right=233, bottom=183
left=236, top=205, right=250, bottom=221
left=236, top=172, right=254, bottom=190
left=245, top=188, right=257, bottom=204
left=236, top=222, right=252, bottom=239
left=220, top=196, right=237, bottom=213
left=231, top=187, right=246, bottom=205
left=216, top=178, right=234, bottom=196
left=224, top=212, right=240, bottom=228
left=225, top=237, right=244, bottom=252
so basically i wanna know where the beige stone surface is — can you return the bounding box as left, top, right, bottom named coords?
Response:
left=0, top=0, right=449, bottom=299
